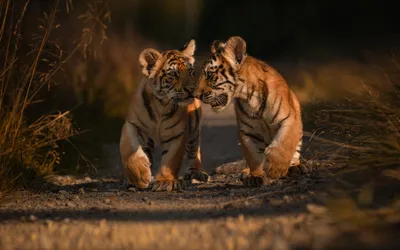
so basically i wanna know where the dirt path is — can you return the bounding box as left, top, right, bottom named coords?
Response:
left=0, top=104, right=399, bottom=250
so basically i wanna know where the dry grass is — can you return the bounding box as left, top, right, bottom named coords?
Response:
left=307, top=56, right=400, bottom=172
left=0, top=0, right=110, bottom=198
left=299, top=53, right=400, bottom=233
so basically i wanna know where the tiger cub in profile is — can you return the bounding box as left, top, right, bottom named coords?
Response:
left=120, top=40, right=208, bottom=192
left=197, top=36, right=311, bottom=186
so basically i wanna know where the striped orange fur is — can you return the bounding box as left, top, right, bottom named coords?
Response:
left=197, top=36, right=305, bottom=186
left=120, top=40, right=208, bottom=191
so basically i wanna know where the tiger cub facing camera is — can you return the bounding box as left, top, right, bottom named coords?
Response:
left=120, top=40, right=208, bottom=192
left=197, top=36, right=311, bottom=186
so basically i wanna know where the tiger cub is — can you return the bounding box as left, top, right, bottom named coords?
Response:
left=120, top=40, right=208, bottom=191
left=196, top=36, right=311, bottom=186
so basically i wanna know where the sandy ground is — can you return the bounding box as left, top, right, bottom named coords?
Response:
left=0, top=104, right=399, bottom=250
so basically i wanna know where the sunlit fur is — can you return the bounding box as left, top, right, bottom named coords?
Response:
left=120, top=40, right=208, bottom=191
left=197, top=36, right=303, bottom=183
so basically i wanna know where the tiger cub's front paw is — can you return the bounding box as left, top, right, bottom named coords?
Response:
left=124, top=154, right=152, bottom=189
left=287, top=164, right=313, bottom=177
left=240, top=168, right=272, bottom=187
left=184, top=168, right=209, bottom=182
left=151, top=175, right=186, bottom=192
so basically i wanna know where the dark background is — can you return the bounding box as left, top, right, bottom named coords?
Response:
left=109, top=0, right=399, bottom=59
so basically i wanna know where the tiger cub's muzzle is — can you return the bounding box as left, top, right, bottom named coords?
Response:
left=197, top=91, right=212, bottom=102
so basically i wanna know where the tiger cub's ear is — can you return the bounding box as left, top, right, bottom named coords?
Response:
left=223, top=36, right=247, bottom=68
left=181, top=39, right=196, bottom=64
left=139, top=48, right=162, bottom=77
left=181, top=39, right=196, bottom=57
left=211, top=40, right=226, bottom=54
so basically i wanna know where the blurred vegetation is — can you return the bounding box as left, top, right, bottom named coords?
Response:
left=299, top=55, right=400, bottom=236
left=0, top=0, right=112, bottom=197
left=301, top=52, right=400, bottom=179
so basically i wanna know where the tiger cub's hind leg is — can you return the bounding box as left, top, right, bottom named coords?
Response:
left=287, top=140, right=313, bottom=176
left=120, top=122, right=152, bottom=189
left=183, top=106, right=209, bottom=183
left=183, top=140, right=209, bottom=183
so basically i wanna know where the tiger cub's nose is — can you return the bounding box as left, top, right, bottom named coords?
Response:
left=198, top=91, right=212, bottom=100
